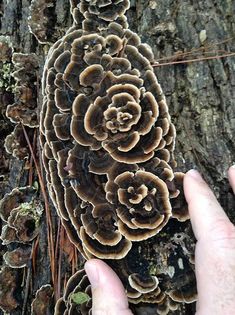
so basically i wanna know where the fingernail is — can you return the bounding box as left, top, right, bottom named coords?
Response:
left=187, top=169, right=203, bottom=179
left=85, top=260, right=99, bottom=287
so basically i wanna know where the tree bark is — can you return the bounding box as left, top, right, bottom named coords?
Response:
left=0, top=0, right=234, bottom=314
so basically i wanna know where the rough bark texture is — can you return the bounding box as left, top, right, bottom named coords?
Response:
left=0, top=0, right=234, bottom=314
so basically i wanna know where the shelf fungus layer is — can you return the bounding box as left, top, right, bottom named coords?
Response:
left=40, top=0, right=196, bottom=313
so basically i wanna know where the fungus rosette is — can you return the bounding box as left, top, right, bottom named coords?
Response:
left=41, top=24, right=175, bottom=165
left=39, top=2, right=195, bottom=312
left=77, top=0, right=130, bottom=31
left=80, top=203, right=132, bottom=259
left=106, top=170, right=171, bottom=241
left=80, top=0, right=130, bottom=22
left=54, top=270, right=91, bottom=315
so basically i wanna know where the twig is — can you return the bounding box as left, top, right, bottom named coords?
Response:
left=153, top=52, right=235, bottom=67
left=22, top=249, right=33, bottom=315
left=32, top=236, right=39, bottom=274
left=155, top=36, right=235, bottom=62
left=28, top=129, right=37, bottom=186
left=21, top=123, right=56, bottom=287
left=55, top=219, right=62, bottom=301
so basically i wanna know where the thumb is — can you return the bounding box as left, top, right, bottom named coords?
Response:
left=85, top=259, right=133, bottom=315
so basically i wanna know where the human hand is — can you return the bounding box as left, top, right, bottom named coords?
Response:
left=85, top=166, right=235, bottom=315
left=184, top=167, right=235, bottom=315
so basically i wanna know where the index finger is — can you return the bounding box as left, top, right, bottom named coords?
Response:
left=228, top=166, right=235, bottom=194
left=183, top=169, right=233, bottom=241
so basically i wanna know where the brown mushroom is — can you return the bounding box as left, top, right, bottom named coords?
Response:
left=0, top=224, right=18, bottom=245
left=28, top=0, right=56, bottom=44
left=54, top=270, right=92, bottom=315
left=0, top=267, right=19, bottom=312
left=31, top=285, right=54, bottom=315
left=106, top=170, right=171, bottom=241
left=38, top=1, right=196, bottom=312
left=3, top=246, right=32, bottom=268
left=8, top=198, right=43, bottom=243
left=6, top=53, right=39, bottom=127
left=0, top=186, right=37, bottom=223
left=0, top=36, right=13, bottom=62
left=78, top=0, right=130, bottom=32
left=156, top=295, right=179, bottom=315
left=128, top=273, right=159, bottom=294
left=4, top=124, right=34, bottom=159
left=170, top=172, right=190, bottom=222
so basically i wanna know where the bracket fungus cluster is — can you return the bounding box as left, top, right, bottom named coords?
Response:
left=28, top=0, right=56, bottom=44
left=0, top=186, right=43, bottom=312
left=2, top=51, right=39, bottom=164
left=4, top=124, right=35, bottom=159
left=6, top=53, right=39, bottom=127
left=39, top=0, right=196, bottom=313
left=31, top=284, right=54, bottom=315
left=0, top=186, right=43, bottom=246
left=0, top=187, right=43, bottom=268
left=54, top=270, right=91, bottom=315
left=0, top=266, right=19, bottom=312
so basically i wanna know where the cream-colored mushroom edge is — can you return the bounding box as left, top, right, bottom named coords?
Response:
left=39, top=1, right=196, bottom=314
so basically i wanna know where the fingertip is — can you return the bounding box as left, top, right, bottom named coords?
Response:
left=84, top=259, right=100, bottom=287
left=85, top=259, right=131, bottom=313
left=228, top=165, right=235, bottom=194
left=184, top=169, right=207, bottom=203
left=185, top=169, right=203, bottom=180
left=184, top=168, right=232, bottom=242
left=85, top=259, right=126, bottom=292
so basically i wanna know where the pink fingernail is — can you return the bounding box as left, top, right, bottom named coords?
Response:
left=187, top=169, right=202, bottom=179
left=85, top=261, right=99, bottom=287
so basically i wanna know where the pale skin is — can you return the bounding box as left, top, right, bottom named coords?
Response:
left=85, top=167, right=235, bottom=315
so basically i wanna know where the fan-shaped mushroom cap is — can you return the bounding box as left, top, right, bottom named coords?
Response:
left=54, top=270, right=92, bottom=315
left=106, top=170, right=171, bottom=241
left=167, top=284, right=197, bottom=304
left=127, top=286, right=164, bottom=305
left=0, top=186, right=38, bottom=222
left=0, top=267, right=19, bottom=312
left=80, top=0, right=130, bottom=21
left=75, top=0, right=130, bottom=32
left=6, top=53, right=39, bottom=127
left=156, top=295, right=179, bottom=315
left=3, top=246, right=32, bottom=268
left=4, top=125, right=34, bottom=159
left=170, top=172, right=190, bottom=222
left=0, top=186, right=43, bottom=248
left=0, top=225, right=18, bottom=245
left=28, top=0, right=56, bottom=44
left=31, top=285, right=54, bottom=315
left=128, top=273, right=159, bottom=294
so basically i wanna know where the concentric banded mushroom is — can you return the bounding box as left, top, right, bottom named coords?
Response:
left=54, top=270, right=91, bottom=315
left=106, top=170, right=171, bottom=241
left=39, top=0, right=196, bottom=313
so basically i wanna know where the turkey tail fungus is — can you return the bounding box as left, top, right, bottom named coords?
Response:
left=39, top=0, right=196, bottom=313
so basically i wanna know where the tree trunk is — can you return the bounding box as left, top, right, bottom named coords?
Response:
left=0, top=0, right=234, bottom=314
